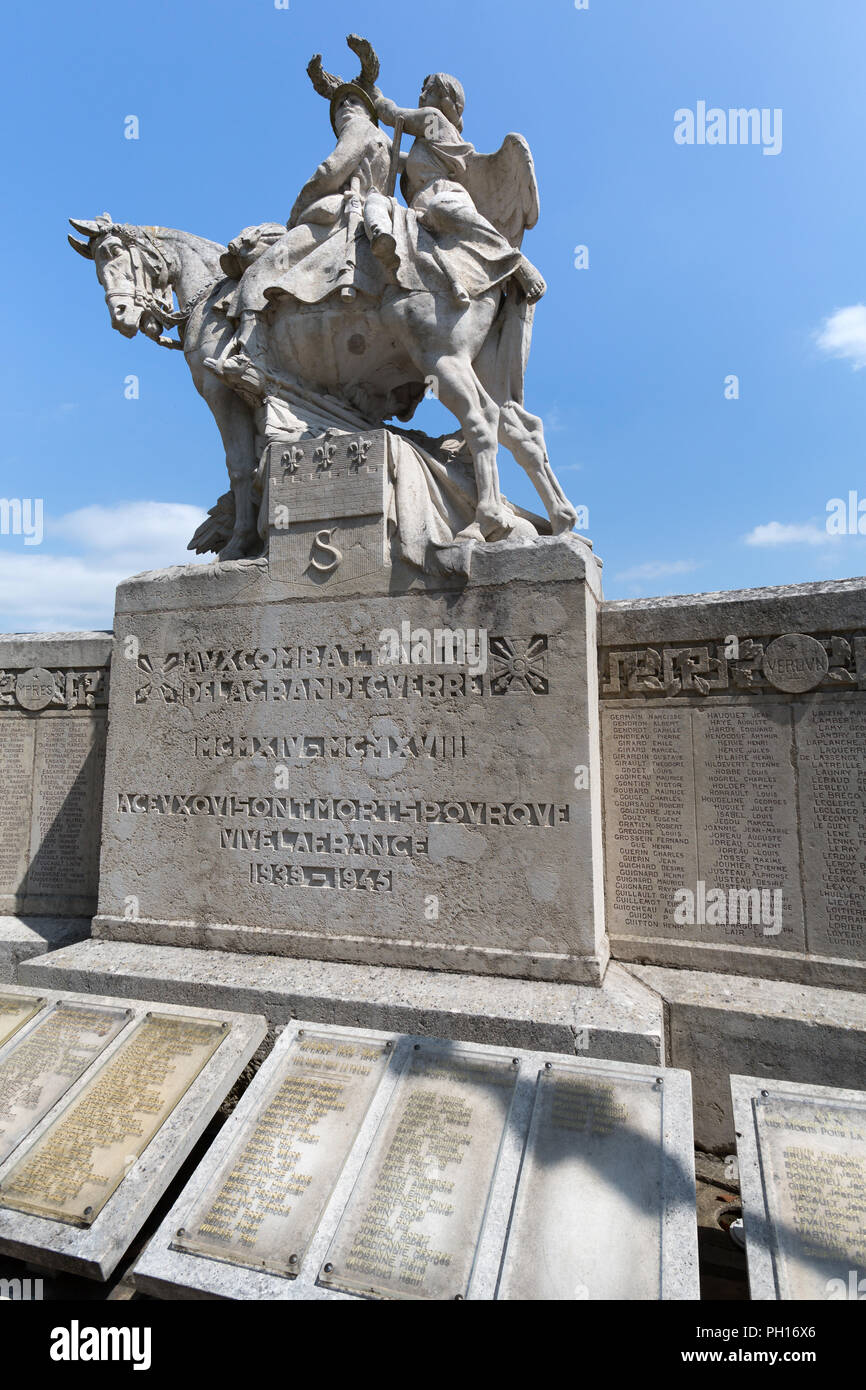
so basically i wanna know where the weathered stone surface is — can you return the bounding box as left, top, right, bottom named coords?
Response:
left=93, top=536, right=608, bottom=983
left=731, top=1073, right=866, bottom=1300
left=600, top=579, right=866, bottom=988
left=0, top=633, right=111, bottom=920
left=0, top=983, right=265, bottom=1279
left=22, top=942, right=662, bottom=1063
left=497, top=1057, right=697, bottom=1300
left=0, top=917, right=90, bottom=985
left=132, top=1025, right=696, bottom=1300
left=626, top=964, right=866, bottom=1151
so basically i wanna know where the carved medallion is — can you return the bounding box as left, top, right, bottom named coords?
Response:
left=15, top=667, right=56, bottom=711
left=762, top=634, right=829, bottom=693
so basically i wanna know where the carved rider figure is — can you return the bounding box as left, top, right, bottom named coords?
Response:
left=209, top=61, right=392, bottom=383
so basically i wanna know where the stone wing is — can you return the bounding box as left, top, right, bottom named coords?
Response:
left=462, top=133, right=540, bottom=249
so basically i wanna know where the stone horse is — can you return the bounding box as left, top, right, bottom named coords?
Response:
left=69, top=215, right=577, bottom=560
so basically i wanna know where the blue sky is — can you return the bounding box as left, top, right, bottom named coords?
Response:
left=2, top=0, right=866, bottom=629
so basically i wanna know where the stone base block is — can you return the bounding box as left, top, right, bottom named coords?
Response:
left=0, top=916, right=90, bottom=983
left=19, top=940, right=664, bottom=1065
left=624, top=963, right=866, bottom=1152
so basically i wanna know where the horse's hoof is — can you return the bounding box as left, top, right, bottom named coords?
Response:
left=551, top=508, right=578, bottom=535
left=453, top=522, right=486, bottom=544
left=477, top=509, right=515, bottom=541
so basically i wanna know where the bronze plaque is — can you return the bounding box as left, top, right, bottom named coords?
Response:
left=0, top=1013, right=228, bottom=1226
left=0, top=993, right=45, bottom=1051
left=175, top=1029, right=392, bottom=1276
left=321, top=1044, right=518, bottom=1300
left=0, top=1001, right=131, bottom=1165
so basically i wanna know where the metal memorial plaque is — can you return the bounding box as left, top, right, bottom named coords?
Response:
left=0, top=1001, right=131, bottom=1165
left=175, top=1029, right=392, bottom=1277
left=498, top=1062, right=664, bottom=1300
left=0, top=1012, right=229, bottom=1226
left=0, top=993, right=45, bottom=1050
left=754, top=1095, right=866, bottom=1299
left=320, top=1044, right=518, bottom=1300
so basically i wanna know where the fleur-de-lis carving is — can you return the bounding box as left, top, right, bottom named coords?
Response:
left=314, top=442, right=337, bottom=471
left=347, top=438, right=373, bottom=471
left=280, top=445, right=304, bottom=476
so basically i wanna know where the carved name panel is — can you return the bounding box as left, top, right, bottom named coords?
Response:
left=0, top=993, right=45, bottom=1051
left=603, top=691, right=864, bottom=965
left=0, top=1013, right=228, bottom=1225
left=0, top=637, right=109, bottom=916
left=498, top=1063, right=666, bottom=1300
left=796, top=702, right=866, bottom=962
left=320, top=1044, right=518, bottom=1299
left=175, top=1028, right=392, bottom=1276
left=0, top=1001, right=130, bottom=1164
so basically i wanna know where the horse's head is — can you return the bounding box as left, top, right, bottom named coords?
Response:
left=68, top=214, right=171, bottom=339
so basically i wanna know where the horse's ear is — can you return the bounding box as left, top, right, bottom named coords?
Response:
left=68, top=234, right=94, bottom=259
left=69, top=217, right=103, bottom=236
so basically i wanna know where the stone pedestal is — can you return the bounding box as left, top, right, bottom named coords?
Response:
left=92, top=504, right=608, bottom=984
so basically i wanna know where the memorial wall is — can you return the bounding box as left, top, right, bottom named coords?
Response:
left=599, top=581, right=866, bottom=988
left=0, top=634, right=111, bottom=919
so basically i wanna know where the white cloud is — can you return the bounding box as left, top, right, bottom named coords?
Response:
left=743, top=520, right=830, bottom=547
left=0, top=501, right=208, bottom=632
left=816, top=305, right=866, bottom=370
left=614, top=559, right=698, bottom=582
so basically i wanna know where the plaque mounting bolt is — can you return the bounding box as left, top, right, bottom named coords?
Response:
left=512, top=1059, right=519, bottom=1067
left=544, top=1062, right=552, bottom=1070
left=323, top=1263, right=333, bottom=1275
left=177, top=1228, right=186, bottom=1238
left=84, top=1206, right=93, bottom=1217
left=761, top=1089, right=769, bottom=1097
left=288, top=1254, right=298, bottom=1266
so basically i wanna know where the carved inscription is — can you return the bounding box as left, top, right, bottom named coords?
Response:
left=0, top=668, right=108, bottom=711
left=755, top=1095, right=866, bottom=1299
left=498, top=1065, right=664, bottom=1300
left=796, top=703, right=866, bottom=960
left=0, top=1002, right=130, bottom=1164
left=0, top=993, right=45, bottom=1051
left=692, top=706, right=802, bottom=946
left=28, top=719, right=105, bottom=897
left=0, top=1013, right=228, bottom=1225
left=603, top=704, right=805, bottom=949
left=602, top=708, right=697, bottom=936
left=321, top=1047, right=517, bottom=1299
left=176, top=1030, right=391, bottom=1276
left=0, top=721, right=34, bottom=895
left=601, top=634, right=862, bottom=699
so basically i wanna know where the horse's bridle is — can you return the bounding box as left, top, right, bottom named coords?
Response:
left=103, top=226, right=209, bottom=349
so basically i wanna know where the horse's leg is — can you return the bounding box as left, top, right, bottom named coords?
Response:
left=498, top=400, right=578, bottom=535
left=425, top=354, right=510, bottom=538
left=199, top=374, right=259, bottom=559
